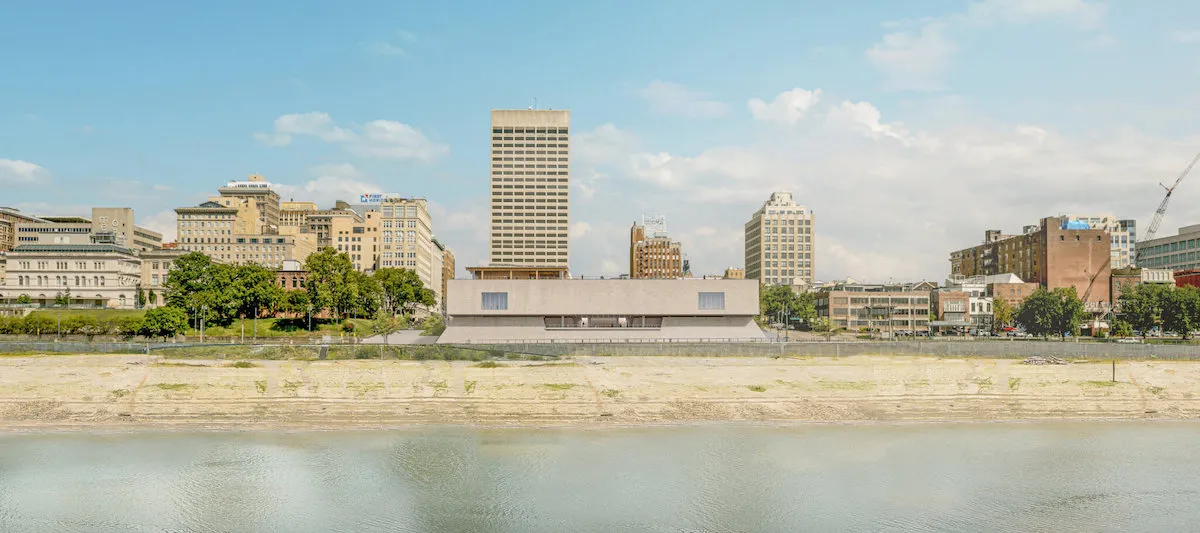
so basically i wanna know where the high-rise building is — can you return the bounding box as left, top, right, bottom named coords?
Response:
left=744, top=192, right=816, bottom=286
left=216, top=174, right=281, bottom=232
left=629, top=216, right=683, bottom=279
left=488, top=109, right=570, bottom=268
left=378, top=197, right=438, bottom=291
left=949, top=216, right=1112, bottom=310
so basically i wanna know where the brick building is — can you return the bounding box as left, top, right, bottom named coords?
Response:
left=950, top=216, right=1112, bottom=311
left=629, top=218, right=683, bottom=279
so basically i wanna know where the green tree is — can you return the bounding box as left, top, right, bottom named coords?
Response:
left=280, top=290, right=310, bottom=316
left=1161, top=286, right=1200, bottom=339
left=136, top=286, right=146, bottom=308
left=231, top=264, right=283, bottom=320
left=759, top=285, right=816, bottom=328
left=1110, top=319, right=1134, bottom=338
left=16, top=294, right=31, bottom=305
left=373, top=267, right=434, bottom=316
left=54, top=292, right=69, bottom=306
left=420, top=314, right=446, bottom=336
left=147, top=289, right=157, bottom=306
left=1118, top=283, right=1170, bottom=337
left=304, top=248, right=357, bottom=318
left=115, top=315, right=144, bottom=339
left=21, top=313, right=55, bottom=336
left=991, top=297, right=1015, bottom=331
left=140, top=306, right=188, bottom=340
left=164, top=252, right=217, bottom=309
left=1051, top=287, right=1088, bottom=338
left=1016, top=288, right=1058, bottom=338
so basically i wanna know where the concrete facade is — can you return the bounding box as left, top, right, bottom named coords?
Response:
left=1136, top=224, right=1200, bottom=271
left=950, top=216, right=1112, bottom=310
left=138, top=248, right=187, bottom=308
left=0, top=207, right=46, bottom=251
left=14, top=208, right=162, bottom=251
left=0, top=244, right=141, bottom=308
left=331, top=209, right=380, bottom=272
left=440, top=279, right=763, bottom=343
left=488, top=109, right=570, bottom=268
left=216, top=174, right=280, bottom=232
left=814, top=284, right=932, bottom=334
left=175, top=202, right=314, bottom=269
left=744, top=192, right=815, bottom=287
left=378, top=197, right=436, bottom=288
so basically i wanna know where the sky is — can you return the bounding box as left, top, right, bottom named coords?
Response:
left=4, top=0, right=1200, bottom=282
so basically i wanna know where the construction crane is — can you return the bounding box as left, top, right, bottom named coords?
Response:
left=1136, top=150, right=1200, bottom=264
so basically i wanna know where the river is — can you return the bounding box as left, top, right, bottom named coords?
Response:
left=1, top=422, right=1196, bottom=532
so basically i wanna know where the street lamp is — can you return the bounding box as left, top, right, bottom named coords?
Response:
left=200, top=304, right=207, bottom=343
left=306, top=304, right=313, bottom=343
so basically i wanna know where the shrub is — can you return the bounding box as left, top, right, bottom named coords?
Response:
left=420, top=314, right=446, bottom=336
left=342, top=321, right=356, bottom=333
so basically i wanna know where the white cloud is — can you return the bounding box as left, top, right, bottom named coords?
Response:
left=255, top=112, right=447, bottom=161
left=567, top=88, right=1200, bottom=282
left=867, top=22, right=956, bottom=91
left=569, top=221, right=592, bottom=239
left=141, top=210, right=178, bottom=243
left=275, top=163, right=380, bottom=205
left=349, top=120, right=450, bottom=161
left=0, top=159, right=51, bottom=185
left=637, top=81, right=729, bottom=119
left=748, top=88, right=824, bottom=124
left=867, top=0, right=1106, bottom=90
left=363, top=41, right=406, bottom=56
left=1169, top=30, right=1200, bottom=44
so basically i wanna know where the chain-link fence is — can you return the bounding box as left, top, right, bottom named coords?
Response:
left=470, top=340, right=1200, bottom=360
left=1, top=339, right=1196, bottom=360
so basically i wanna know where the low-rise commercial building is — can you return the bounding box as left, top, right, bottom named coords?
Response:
left=439, top=279, right=763, bottom=343
left=1176, top=269, right=1200, bottom=289
left=276, top=259, right=308, bottom=291
left=723, top=267, right=744, bottom=280
left=0, top=207, right=47, bottom=251
left=814, top=282, right=932, bottom=334
left=1135, top=224, right=1200, bottom=271
left=0, top=243, right=141, bottom=308
left=1111, top=267, right=1176, bottom=307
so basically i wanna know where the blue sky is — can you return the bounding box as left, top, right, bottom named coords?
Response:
left=4, top=0, right=1200, bottom=281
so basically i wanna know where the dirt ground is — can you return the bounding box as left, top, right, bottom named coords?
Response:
left=1, top=354, right=1197, bottom=429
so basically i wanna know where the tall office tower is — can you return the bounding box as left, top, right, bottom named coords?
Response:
left=744, top=192, right=816, bottom=287
left=488, top=109, right=570, bottom=268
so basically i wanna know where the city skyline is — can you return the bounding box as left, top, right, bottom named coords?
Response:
left=4, top=2, right=1200, bottom=281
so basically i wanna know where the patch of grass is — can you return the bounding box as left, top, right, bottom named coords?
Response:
left=747, top=385, right=767, bottom=393
left=974, top=377, right=994, bottom=389
left=254, top=380, right=267, bottom=394
left=348, top=382, right=385, bottom=395
left=904, top=379, right=930, bottom=388
left=473, top=361, right=501, bottom=368
left=1009, top=377, right=1022, bottom=391
left=539, top=383, right=576, bottom=391
left=464, top=380, right=477, bottom=394
left=109, top=388, right=130, bottom=399
left=527, top=362, right=579, bottom=368
left=282, top=380, right=302, bottom=392
left=818, top=380, right=876, bottom=391
left=600, top=388, right=620, bottom=398
left=1084, top=380, right=1118, bottom=388
left=152, top=383, right=192, bottom=391
left=1146, top=385, right=1165, bottom=395
left=153, top=362, right=209, bottom=368
left=228, top=361, right=259, bottom=368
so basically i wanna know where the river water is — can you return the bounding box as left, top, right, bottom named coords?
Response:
left=0, top=422, right=1196, bottom=532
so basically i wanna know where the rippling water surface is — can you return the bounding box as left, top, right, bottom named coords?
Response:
left=1, top=422, right=1197, bottom=532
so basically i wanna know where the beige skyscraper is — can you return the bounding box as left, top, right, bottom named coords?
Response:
left=744, top=192, right=815, bottom=287
left=488, top=109, right=570, bottom=268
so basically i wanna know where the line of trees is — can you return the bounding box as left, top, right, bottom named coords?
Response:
left=162, top=248, right=436, bottom=328
left=0, top=307, right=188, bottom=340
left=1115, top=283, right=1200, bottom=339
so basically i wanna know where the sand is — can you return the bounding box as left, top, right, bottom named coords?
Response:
left=1, top=354, right=1198, bottom=430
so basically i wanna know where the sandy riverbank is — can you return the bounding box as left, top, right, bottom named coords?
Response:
left=1, top=355, right=1198, bottom=430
